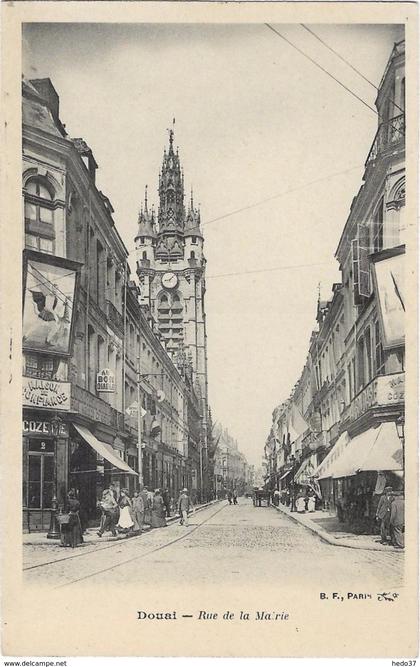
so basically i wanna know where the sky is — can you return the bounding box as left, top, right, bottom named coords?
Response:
left=23, top=22, right=403, bottom=467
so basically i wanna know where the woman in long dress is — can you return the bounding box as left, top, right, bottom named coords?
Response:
left=117, top=489, right=134, bottom=536
left=151, top=489, right=167, bottom=528
left=60, top=489, right=84, bottom=548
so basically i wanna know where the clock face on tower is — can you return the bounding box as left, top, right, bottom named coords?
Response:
left=161, top=272, right=178, bottom=289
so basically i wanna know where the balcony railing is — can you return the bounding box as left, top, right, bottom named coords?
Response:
left=71, top=384, right=125, bottom=431
left=365, top=114, right=405, bottom=166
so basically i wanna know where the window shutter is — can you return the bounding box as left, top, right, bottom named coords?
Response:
left=358, top=223, right=371, bottom=298
left=351, top=238, right=361, bottom=305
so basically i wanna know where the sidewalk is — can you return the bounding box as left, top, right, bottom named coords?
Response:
left=23, top=499, right=219, bottom=548
left=274, top=502, right=401, bottom=552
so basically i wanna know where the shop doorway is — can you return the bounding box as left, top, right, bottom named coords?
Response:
left=69, top=439, right=100, bottom=527
left=24, top=438, right=55, bottom=532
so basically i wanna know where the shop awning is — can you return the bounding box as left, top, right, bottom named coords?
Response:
left=74, top=424, right=138, bottom=475
left=317, top=423, right=403, bottom=480
left=294, top=456, right=317, bottom=484
left=358, top=421, right=403, bottom=472
left=315, top=431, right=350, bottom=480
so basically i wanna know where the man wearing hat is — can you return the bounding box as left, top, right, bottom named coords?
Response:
left=375, top=486, right=393, bottom=544
left=390, top=490, right=405, bottom=549
left=178, top=488, right=191, bottom=527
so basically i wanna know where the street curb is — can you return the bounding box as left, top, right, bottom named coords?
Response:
left=273, top=504, right=400, bottom=553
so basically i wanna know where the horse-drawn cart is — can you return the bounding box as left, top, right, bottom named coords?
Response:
left=253, top=488, right=271, bottom=507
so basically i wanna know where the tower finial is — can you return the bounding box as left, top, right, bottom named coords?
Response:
left=190, top=187, right=194, bottom=210
left=144, top=184, right=148, bottom=212
left=168, top=117, right=175, bottom=149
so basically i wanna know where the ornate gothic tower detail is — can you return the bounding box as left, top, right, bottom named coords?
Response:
left=156, top=128, right=185, bottom=260
left=135, top=128, right=208, bottom=443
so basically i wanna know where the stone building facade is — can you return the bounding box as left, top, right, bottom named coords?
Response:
left=22, top=78, right=207, bottom=531
left=263, top=40, right=406, bottom=529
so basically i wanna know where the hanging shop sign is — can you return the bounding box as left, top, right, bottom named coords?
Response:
left=22, top=377, right=71, bottom=411
left=96, top=368, right=115, bottom=393
left=348, top=373, right=405, bottom=422
left=22, top=419, right=69, bottom=437
left=23, top=251, right=80, bottom=357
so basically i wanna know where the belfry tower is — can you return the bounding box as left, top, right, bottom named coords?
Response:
left=135, top=125, right=208, bottom=443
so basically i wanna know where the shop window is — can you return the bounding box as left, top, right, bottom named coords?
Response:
left=26, top=443, right=55, bottom=509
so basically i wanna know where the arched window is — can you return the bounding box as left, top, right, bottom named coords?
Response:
left=142, top=250, right=147, bottom=260
left=24, top=178, right=55, bottom=254
left=190, top=251, right=196, bottom=260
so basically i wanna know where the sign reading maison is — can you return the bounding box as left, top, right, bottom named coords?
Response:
left=348, top=373, right=404, bottom=422
left=22, top=377, right=71, bottom=411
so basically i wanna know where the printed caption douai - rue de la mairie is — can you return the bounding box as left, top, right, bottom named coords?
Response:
left=137, top=610, right=290, bottom=621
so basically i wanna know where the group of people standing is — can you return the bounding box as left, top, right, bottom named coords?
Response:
left=59, top=484, right=193, bottom=548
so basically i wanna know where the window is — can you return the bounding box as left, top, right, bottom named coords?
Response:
left=373, top=198, right=384, bottom=253
left=190, top=251, right=196, bottom=260
left=25, top=354, right=55, bottom=379
left=374, top=320, right=385, bottom=376
left=191, top=236, right=197, bottom=245
left=401, top=78, right=405, bottom=111
left=364, top=326, right=372, bottom=382
left=142, top=251, right=147, bottom=260
left=140, top=237, right=145, bottom=244
left=24, top=179, right=55, bottom=254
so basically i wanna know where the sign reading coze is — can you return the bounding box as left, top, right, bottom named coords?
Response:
left=96, top=368, right=115, bottom=393
left=348, top=373, right=405, bottom=422
left=22, top=377, right=70, bottom=411
left=22, top=419, right=69, bottom=436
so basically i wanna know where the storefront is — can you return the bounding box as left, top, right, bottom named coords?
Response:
left=22, top=411, right=70, bottom=532
left=314, top=418, right=403, bottom=532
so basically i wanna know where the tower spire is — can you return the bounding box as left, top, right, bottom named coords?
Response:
left=144, top=184, right=148, bottom=213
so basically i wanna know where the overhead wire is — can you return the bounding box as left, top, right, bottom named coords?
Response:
left=264, top=23, right=379, bottom=117
left=299, top=23, right=404, bottom=115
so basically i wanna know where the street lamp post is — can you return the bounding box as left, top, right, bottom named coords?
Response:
left=396, top=415, right=405, bottom=476
left=136, top=355, right=144, bottom=489
left=289, top=454, right=297, bottom=512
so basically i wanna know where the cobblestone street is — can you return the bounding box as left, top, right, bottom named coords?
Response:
left=24, top=498, right=404, bottom=589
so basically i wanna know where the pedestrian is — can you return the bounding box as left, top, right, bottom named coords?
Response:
left=151, top=489, right=167, bottom=528
left=162, top=487, right=171, bottom=517
left=178, top=488, right=191, bottom=526
left=132, top=490, right=145, bottom=535
left=273, top=489, right=280, bottom=507
left=375, top=486, right=393, bottom=544
left=227, top=490, right=232, bottom=505
left=285, top=489, right=291, bottom=507
left=390, top=490, right=404, bottom=549
left=233, top=488, right=238, bottom=505
left=60, top=489, right=84, bottom=548
left=97, top=486, right=118, bottom=537
left=117, top=488, right=134, bottom=536
left=308, top=489, right=316, bottom=512
left=296, top=492, right=306, bottom=513
left=141, top=486, right=152, bottom=525
left=304, top=490, right=310, bottom=512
